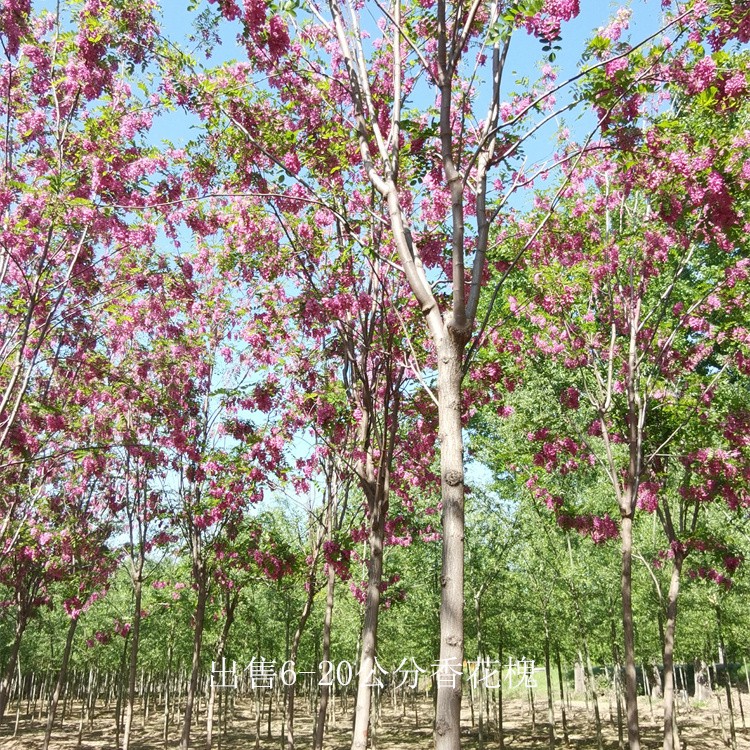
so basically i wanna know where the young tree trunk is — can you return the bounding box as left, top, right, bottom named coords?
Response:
left=314, top=564, right=336, bottom=750
left=435, top=334, right=466, bottom=750
left=555, top=649, right=569, bottom=746
left=609, top=604, right=624, bottom=750
left=115, top=631, right=131, bottom=748
left=0, top=616, right=27, bottom=721
left=207, top=590, right=238, bottom=750
left=123, top=575, right=143, bottom=750
left=543, top=622, right=555, bottom=750
left=180, top=575, right=209, bottom=750
left=351, top=514, right=385, bottom=750
left=717, top=608, right=737, bottom=750
left=498, top=631, right=504, bottom=750
left=285, top=561, right=317, bottom=750
left=42, top=616, right=78, bottom=750
left=620, top=513, right=641, bottom=750
left=662, top=556, right=683, bottom=750
left=163, top=644, right=173, bottom=748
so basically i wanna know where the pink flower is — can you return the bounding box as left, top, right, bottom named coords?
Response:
left=637, top=482, right=659, bottom=513
left=724, top=72, right=746, bottom=97
left=689, top=56, right=717, bottom=94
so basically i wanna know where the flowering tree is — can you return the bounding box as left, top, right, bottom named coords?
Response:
left=0, top=0, right=161, bottom=472
left=487, top=37, right=750, bottom=748
left=182, top=2, right=750, bottom=746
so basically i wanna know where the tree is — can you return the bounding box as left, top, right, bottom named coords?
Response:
left=181, top=2, right=750, bottom=746
left=481, top=36, right=750, bottom=747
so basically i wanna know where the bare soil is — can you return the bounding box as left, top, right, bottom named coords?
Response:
left=1, top=692, right=748, bottom=750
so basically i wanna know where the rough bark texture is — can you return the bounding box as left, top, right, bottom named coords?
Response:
left=435, top=334, right=465, bottom=750
left=620, top=514, right=641, bottom=750
left=662, top=556, right=682, bottom=750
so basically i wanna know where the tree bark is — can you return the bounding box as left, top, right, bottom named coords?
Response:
left=123, top=575, right=143, bottom=750
left=435, top=333, right=465, bottom=750
left=351, top=513, right=385, bottom=750
left=543, top=621, right=555, bottom=750
left=498, top=630, right=504, bottom=750
left=0, top=616, right=26, bottom=721
left=314, top=564, right=336, bottom=750
left=285, top=561, right=317, bottom=750
left=662, top=556, right=682, bottom=750
left=180, top=574, right=209, bottom=750
left=555, top=649, right=569, bottom=746
left=620, top=513, right=641, bottom=750
left=42, top=616, right=78, bottom=750
left=207, top=590, right=238, bottom=750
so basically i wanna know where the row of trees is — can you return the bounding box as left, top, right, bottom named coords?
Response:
left=1, top=0, right=750, bottom=749
left=3, top=486, right=750, bottom=747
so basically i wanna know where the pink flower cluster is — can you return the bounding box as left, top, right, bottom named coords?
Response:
left=322, top=540, right=352, bottom=581
left=687, top=567, right=732, bottom=590
left=556, top=513, right=619, bottom=544
left=636, top=482, right=659, bottom=513
left=524, top=0, right=580, bottom=41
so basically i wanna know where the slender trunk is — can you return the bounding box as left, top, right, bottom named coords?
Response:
left=555, top=649, right=569, bottom=746
left=498, top=631, right=504, bottom=750
left=115, top=631, right=131, bottom=748
left=180, top=576, right=209, bottom=750
left=285, top=563, right=317, bottom=750
left=584, top=644, right=603, bottom=750
left=0, top=616, right=27, bottom=721
left=620, top=513, right=641, bottom=750
left=543, top=622, right=555, bottom=750
left=42, top=616, right=78, bottom=750
left=717, top=608, right=737, bottom=750
left=123, top=576, right=143, bottom=750
left=164, top=644, right=173, bottom=748
left=609, top=605, right=624, bottom=750
left=662, top=556, right=683, bottom=750
left=351, top=513, right=385, bottom=750
left=207, top=591, right=238, bottom=750
left=314, top=564, right=336, bottom=750
left=435, top=334, right=465, bottom=750
left=474, top=592, right=485, bottom=750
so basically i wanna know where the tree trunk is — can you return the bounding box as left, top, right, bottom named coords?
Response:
left=42, top=616, right=78, bottom=750
left=555, top=649, right=569, bottom=746
left=620, top=513, right=641, bottom=750
left=351, top=513, right=385, bottom=750
left=609, top=605, right=624, bottom=750
left=207, top=591, right=238, bottom=750
left=285, top=561, right=317, bottom=750
left=0, top=616, right=27, bottom=721
left=163, top=644, right=173, bottom=748
left=543, top=622, right=555, bottom=750
left=314, top=564, right=336, bottom=750
left=498, top=631, right=504, bottom=750
left=180, top=576, right=209, bottom=750
left=435, top=334, right=465, bottom=750
left=123, top=576, right=143, bottom=750
left=662, top=556, right=683, bottom=750
left=717, top=607, right=737, bottom=750
left=115, top=631, right=131, bottom=748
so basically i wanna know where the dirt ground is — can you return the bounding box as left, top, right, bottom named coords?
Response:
left=1, top=692, right=749, bottom=750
